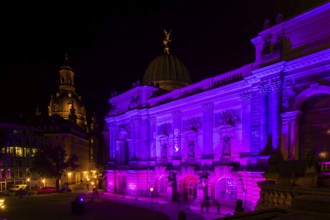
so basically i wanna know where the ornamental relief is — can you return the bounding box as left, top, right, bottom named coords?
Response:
left=282, top=80, right=297, bottom=110
left=215, top=109, right=241, bottom=126
left=183, top=117, right=202, bottom=132
left=129, top=92, right=141, bottom=109
left=118, top=123, right=131, bottom=139
left=271, top=77, right=281, bottom=91
left=157, top=123, right=172, bottom=136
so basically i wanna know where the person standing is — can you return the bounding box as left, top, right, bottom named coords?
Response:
left=205, top=200, right=210, bottom=212
left=216, top=201, right=221, bottom=214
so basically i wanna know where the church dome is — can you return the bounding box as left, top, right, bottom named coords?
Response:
left=143, top=54, right=192, bottom=91
left=143, top=30, right=192, bottom=91
left=49, top=91, right=86, bottom=126
left=48, top=55, right=87, bottom=129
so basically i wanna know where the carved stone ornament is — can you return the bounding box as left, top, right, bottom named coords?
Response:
left=157, top=123, right=172, bottom=136
left=282, top=88, right=296, bottom=110
left=183, top=117, right=202, bottom=132
left=215, top=110, right=241, bottom=126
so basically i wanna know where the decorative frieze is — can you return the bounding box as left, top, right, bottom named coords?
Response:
left=215, top=109, right=241, bottom=126
left=183, top=117, right=202, bottom=132
left=258, top=83, right=271, bottom=94
left=240, top=92, right=252, bottom=103
left=202, top=102, right=214, bottom=110
left=118, top=123, right=131, bottom=138
left=157, top=123, right=172, bottom=136
left=270, top=77, right=281, bottom=91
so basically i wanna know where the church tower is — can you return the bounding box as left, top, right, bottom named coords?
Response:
left=48, top=54, right=87, bottom=129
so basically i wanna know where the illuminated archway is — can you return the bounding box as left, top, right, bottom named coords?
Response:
left=215, top=177, right=237, bottom=201
left=183, top=175, right=198, bottom=202
left=158, top=175, right=167, bottom=197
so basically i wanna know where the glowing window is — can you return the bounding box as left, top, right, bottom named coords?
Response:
left=16, top=147, right=23, bottom=157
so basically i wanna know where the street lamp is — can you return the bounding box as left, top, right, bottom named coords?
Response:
left=27, top=178, right=31, bottom=190
left=42, top=179, right=46, bottom=187
left=68, top=172, right=72, bottom=184
left=150, top=187, right=154, bottom=211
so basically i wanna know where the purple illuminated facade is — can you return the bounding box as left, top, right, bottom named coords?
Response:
left=104, top=3, right=330, bottom=211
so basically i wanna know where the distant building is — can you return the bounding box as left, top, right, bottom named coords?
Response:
left=39, top=55, right=101, bottom=186
left=0, top=121, right=46, bottom=190
left=0, top=56, right=104, bottom=192
left=104, top=2, right=330, bottom=212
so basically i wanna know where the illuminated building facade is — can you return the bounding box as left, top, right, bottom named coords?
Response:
left=0, top=56, right=101, bottom=192
left=0, top=121, right=45, bottom=191
left=44, top=55, right=99, bottom=186
left=105, top=3, right=330, bottom=211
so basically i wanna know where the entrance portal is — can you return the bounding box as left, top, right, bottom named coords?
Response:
left=183, top=176, right=198, bottom=203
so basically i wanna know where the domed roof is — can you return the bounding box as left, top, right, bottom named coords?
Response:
left=49, top=91, right=87, bottom=127
left=143, top=30, right=192, bottom=91
left=143, top=54, right=192, bottom=91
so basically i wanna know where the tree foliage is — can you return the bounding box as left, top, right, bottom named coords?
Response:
left=30, top=145, right=79, bottom=191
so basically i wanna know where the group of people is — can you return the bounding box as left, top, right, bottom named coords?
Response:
left=200, top=199, right=221, bottom=214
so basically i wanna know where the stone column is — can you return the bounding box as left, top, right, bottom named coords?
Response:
left=150, top=117, right=156, bottom=160
left=281, top=111, right=302, bottom=160
left=202, top=102, right=214, bottom=157
left=108, top=121, right=117, bottom=161
left=240, top=92, right=252, bottom=152
left=130, top=117, right=141, bottom=160
left=270, top=79, right=281, bottom=151
left=258, top=83, right=270, bottom=152
left=141, top=114, right=150, bottom=160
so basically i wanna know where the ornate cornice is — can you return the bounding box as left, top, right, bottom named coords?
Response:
left=285, top=49, right=330, bottom=72
left=240, top=91, right=252, bottom=103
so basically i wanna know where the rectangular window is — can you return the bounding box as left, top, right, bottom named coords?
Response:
left=16, top=147, right=23, bottom=157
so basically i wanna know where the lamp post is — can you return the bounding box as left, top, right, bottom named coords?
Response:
left=42, top=179, right=45, bottom=187
left=150, top=187, right=154, bottom=211
left=67, top=172, right=72, bottom=184
left=27, top=178, right=31, bottom=190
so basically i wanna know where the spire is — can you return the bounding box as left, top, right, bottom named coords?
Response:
left=163, top=29, right=172, bottom=54
left=63, top=53, right=70, bottom=67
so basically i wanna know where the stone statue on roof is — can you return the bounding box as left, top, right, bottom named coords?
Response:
left=163, top=29, right=172, bottom=54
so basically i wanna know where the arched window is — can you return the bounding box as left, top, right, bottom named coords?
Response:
left=216, top=177, right=237, bottom=200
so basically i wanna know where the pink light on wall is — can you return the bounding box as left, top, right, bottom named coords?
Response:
left=128, top=182, right=137, bottom=190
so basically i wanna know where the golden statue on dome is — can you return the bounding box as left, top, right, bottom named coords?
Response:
left=163, top=29, right=172, bottom=54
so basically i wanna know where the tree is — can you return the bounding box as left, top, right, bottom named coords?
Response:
left=30, top=144, right=79, bottom=192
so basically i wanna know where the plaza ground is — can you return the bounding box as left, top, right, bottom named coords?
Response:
left=0, top=183, right=235, bottom=220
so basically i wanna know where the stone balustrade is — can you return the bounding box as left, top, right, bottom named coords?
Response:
left=256, top=181, right=330, bottom=210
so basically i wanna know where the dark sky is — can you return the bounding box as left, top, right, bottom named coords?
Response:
left=0, top=0, right=327, bottom=127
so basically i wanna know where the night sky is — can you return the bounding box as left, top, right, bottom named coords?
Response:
left=0, top=0, right=327, bottom=128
